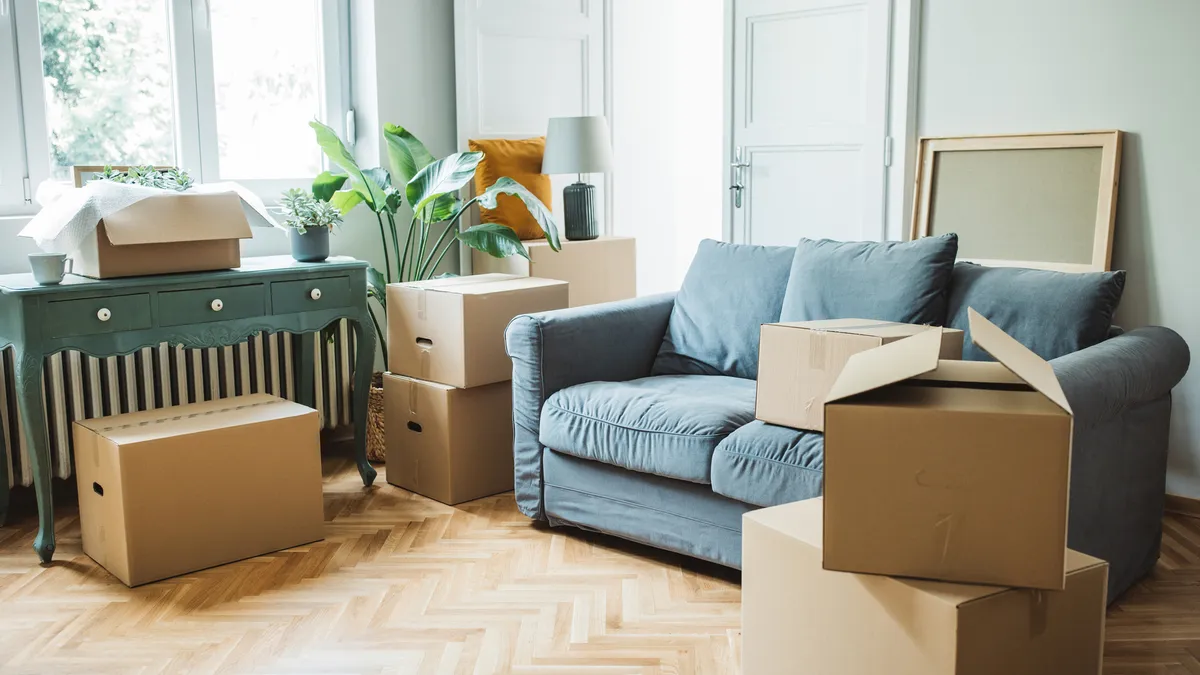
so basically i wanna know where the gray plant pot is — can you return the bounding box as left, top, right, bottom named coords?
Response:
left=290, top=227, right=330, bottom=262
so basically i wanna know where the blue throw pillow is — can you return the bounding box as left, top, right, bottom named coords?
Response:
left=653, top=239, right=795, bottom=379
left=779, top=234, right=959, bottom=324
left=946, top=263, right=1126, bottom=361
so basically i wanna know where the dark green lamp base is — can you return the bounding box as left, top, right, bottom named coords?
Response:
left=563, top=181, right=599, bottom=241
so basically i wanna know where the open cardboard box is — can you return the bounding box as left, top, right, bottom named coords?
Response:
left=823, top=309, right=1074, bottom=590
left=75, top=192, right=253, bottom=278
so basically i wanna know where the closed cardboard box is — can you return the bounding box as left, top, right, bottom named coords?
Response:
left=73, top=394, right=324, bottom=587
left=387, top=274, right=569, bottom=388
left=75, top=193, right=252, bottom=278
left=471, top=236, right=637, bottom=307
left=744, top=498, right=1107, bottom=675
left=755, top=319, right=963, bottom=431
left=823, top=309, right=1074, bottom=589
left=384, top=373, right=514, bottom=505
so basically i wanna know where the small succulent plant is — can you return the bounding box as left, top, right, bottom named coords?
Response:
left=95, top=165, right=195, bottom=191
left=277, top=188, right=343, bottom=235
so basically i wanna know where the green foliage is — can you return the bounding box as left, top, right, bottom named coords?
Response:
left=38, top=0, right=176, bottom=179
left=309, top=120, right=388, bottom=211
left=475, top=177, right=562, bottom=251
left=457, top=223, right=530, bottom=260
left=277, top=188, right=343, bottom=235
left=405, top=151, right=484, bottom=216
left=312, top=171, right=349, bottom=201
left=95, top=165, right=194, bottom=191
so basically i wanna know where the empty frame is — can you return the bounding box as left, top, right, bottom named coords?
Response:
left=911, top=131, right=1122, bottom=272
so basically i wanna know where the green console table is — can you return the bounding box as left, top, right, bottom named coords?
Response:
left=0, top=255, right=377, bottom=563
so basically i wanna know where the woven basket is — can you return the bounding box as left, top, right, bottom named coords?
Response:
left=366, top=372, right=386, bottom=463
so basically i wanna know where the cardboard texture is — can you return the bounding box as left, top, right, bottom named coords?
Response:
left=72, top=394, right=324, bottom=587
left=386, top=274, right=569, bottom=388
left=755, top=319, right=963, bottom=431
left=743, top=499, right=1107, bottom=675
left=471, top=236, right=637, bottom=307
left=73, top=192, right=252, bottom=278
left=823, top=309, right=1075, bottom=590
left=383, top=373, right=514, bottom=505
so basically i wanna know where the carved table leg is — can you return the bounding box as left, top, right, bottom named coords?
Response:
left=14, top=348, right=54, bottom=563
left=350, top=315, right=377, bottom=487
left=0, top=413, right=9, bottom=527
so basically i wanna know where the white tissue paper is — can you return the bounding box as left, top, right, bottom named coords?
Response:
left=18, top=180, right=279, bottom=254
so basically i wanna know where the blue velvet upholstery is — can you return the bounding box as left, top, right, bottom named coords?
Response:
left=710, top=421, right=825, bottom=507
left=543, top=450, right=751, bottom=568
left=508, top=241, right=1190, bottom=604
left=946, top=262, right=1126, bottom=361
left=652, top=239, right=795, bottom=379
left=541, top=375, right=755, bottom=484
left=779, top=234, right=958, bottom=324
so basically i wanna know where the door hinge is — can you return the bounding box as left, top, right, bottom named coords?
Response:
left=883, top=136, right=894, bottom=168
left=22, top=177, right=32, bottom=204
left=345, top=108, right=357, bottom=146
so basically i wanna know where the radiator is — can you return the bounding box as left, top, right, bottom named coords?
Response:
left=1, top=321, right=357, bottom=488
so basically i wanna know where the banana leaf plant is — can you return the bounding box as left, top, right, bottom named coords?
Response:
left=309, top=121, right=561, bottom=365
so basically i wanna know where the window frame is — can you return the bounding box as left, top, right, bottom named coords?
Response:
left=0, top=0, right=351, bottom=216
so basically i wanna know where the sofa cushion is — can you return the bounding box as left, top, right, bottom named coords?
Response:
left=652, top=239, right=795, bottom=379
left=947, top=262, right=1126, bottom=361
left=540, top=374, right=756, bottom=483
left=710, top=421, right=824, bottom=507
left=779, top=234, right=959, bottom=324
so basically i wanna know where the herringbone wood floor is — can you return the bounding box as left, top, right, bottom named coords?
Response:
left=0, top=448, right=1196, bottom=674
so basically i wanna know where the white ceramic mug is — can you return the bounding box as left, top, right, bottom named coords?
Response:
left=29, top=253, right=73, bottom=285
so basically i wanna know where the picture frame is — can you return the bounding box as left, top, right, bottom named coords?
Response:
left=909, top=131, right=1123, bottom=273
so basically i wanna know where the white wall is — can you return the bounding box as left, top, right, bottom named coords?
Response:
left=918, top=0, right=1200, bottom=496
left=610, top=0, right=724, bottom=294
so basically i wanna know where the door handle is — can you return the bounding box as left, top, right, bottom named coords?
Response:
left=730, top=146, right=749, bottom=208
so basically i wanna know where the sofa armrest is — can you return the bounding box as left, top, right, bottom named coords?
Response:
left=504, top=292, right=677, bottom=519
left=1052, top=326, right=1190, bottom=429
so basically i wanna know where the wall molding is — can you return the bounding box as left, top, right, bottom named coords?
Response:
left=1165, top=494, right=1200, bottom=519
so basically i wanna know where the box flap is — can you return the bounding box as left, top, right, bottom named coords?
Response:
left=102, top=193, right=253, bottom=246
left=968, top=308, right=1072, bottom=414
left=75, top=394, right=314, bottom=444
left=825, top=328, right=944, bottom=403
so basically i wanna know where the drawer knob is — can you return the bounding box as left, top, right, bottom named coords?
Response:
left=96, top=308, right=111, bottom=322
left=211, top=299, right=224, bottom=312
left=310, top=288, right=322, bottom=300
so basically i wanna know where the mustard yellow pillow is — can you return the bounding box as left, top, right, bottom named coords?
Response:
left=469, top=137, right=553, bottom=241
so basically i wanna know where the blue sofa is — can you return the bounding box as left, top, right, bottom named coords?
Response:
left=504, top=238, right=1190, bottom=602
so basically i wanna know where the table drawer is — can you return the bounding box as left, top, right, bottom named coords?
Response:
left=43, top=293, right=153, bottom=338
left=271, top=276, right=353, bottom=315
left=158, top=284, right=267, bottom=327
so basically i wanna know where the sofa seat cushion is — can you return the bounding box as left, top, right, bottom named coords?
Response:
left=540, top=374, right=756, bottom=484
left=710, top=420, right=824, bottom=507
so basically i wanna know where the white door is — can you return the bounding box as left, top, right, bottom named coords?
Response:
left=727, top=0, right=891, bottom=246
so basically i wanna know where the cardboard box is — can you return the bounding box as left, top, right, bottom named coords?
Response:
left=383, top=373, right=514, bottom=505
left=73, top=394, right=324, bottom=586
left=822, top=309, right=1074, bottom=589
left=387, top=274, right=569, bottom=388
left=74, top=192, right=252, bottom=278
left=744, top=498, right=1107, bottom=675
left=471, top=236, right=637, bottom=307
left=755, top=319, right=963, bottom=432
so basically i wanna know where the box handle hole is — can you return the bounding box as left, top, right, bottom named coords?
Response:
left=93, top=482, right=104, bottom=497
left=407, top=421, right=422, bottom=433
left=415, top=337, right=433, bottom=347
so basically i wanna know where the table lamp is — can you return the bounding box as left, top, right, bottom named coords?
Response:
left=542, top=115, right=613, bottom=241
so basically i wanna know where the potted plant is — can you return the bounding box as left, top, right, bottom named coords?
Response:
left=277, top=187, right=343, bottom=262
left=308, top=120, right=560, bottom=461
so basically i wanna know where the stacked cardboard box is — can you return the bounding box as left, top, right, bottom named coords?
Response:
left=746, top=310, right=1107, bottom=673
left=384, top=273, right=568, bottom=504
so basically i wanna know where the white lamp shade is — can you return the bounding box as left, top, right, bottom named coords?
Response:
left=542, top=116, right=614, bottom=174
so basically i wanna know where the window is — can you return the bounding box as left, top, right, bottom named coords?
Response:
left=0, top=0, right=349, bottom=214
